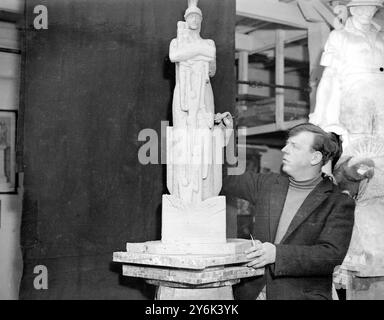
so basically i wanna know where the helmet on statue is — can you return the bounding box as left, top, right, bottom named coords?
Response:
left=184, top=0, right=203, bottom=19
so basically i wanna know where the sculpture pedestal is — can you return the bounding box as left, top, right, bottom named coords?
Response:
left=155, top=285, right=234, bottom=300
left=113, top=239, right=264, bottom=300
left=161, top=195, right=226, bottom=244
left=113, top=194, right=264, bottom=299
left=333, top=266, right=384, bottom=300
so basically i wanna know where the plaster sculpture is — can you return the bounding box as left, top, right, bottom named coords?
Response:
left=163, top=0, right=228, bottom=243
left=167, top=0, right=223, bottom=205
left=113, top=2, right=262, bottom=299
left=310, top=0, right=384, bottom=276
left=310, top=0, right=384, bottom=144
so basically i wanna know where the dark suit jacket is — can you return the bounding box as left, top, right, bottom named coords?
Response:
left=222, top=171, right=355, bottom=300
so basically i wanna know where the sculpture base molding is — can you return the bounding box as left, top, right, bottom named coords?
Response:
left=161, top=195, right=226, bottom=244
left=154, top=284, right=234, bottom=300
left=113, top=238, right=264, bottom=300
left=126, top=239, right=250, bottom=255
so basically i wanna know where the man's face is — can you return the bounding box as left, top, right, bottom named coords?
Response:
left=281, top=131, right=320, bottom=176
left=186, top=13, right=202, bottom=30
left=350, top=5, right=378, bottom=24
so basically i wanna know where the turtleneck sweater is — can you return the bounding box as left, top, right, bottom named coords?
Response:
left=274, top=174, right=323, bottom=244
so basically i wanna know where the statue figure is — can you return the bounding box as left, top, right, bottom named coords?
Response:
left=167, top=0, right=223, bottom=204
left=310, top=0, right=384, bottom=276
left=310, top=0, right=384, bottom=148
left=169, top=0, right=216, bottom=130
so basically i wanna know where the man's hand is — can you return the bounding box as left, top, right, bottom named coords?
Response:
left=245, top=241, right=276, bottom=269
left=214, top=112, right=233, bottom=130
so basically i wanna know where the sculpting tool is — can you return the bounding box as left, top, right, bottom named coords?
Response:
left=250, top=234, right=256, bottom=247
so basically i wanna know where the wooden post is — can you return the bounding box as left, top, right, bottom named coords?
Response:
left=275, top=29, right=285, bottom=129
left=238, top=51, right=249, bottom=95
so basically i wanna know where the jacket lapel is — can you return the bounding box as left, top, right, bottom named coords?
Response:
left=269, top=175, right=289, bottom=242
left=280, top=178, right=334, bottom=243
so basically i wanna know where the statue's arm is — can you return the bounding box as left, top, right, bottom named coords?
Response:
left=309, top=31, right=343, bottom=128
left=205, top=39, right=216, bottom=60
left=208, top=40, right=216, bottom=77
left=310, top=67, right=338, bottom=124
left=169, top=38, right=215, bottom=62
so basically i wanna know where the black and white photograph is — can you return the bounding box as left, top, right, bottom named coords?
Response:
left=1, top=0, right=384, bottom=305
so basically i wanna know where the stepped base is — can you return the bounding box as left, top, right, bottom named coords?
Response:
left=126, top=238, right=251, bottom=255
left=161, top=194, right=226, bottom=244
left=155, top=284, right=234, bottom=300
left=114, top=238, right=265, bottom=300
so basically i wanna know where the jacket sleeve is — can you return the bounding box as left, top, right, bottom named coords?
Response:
left=271, top=194, right=355, bottom=277
left=221, top=170, right=269, bottom=205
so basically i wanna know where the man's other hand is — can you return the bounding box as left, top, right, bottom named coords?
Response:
left=245, top=242, right=276, bottom=269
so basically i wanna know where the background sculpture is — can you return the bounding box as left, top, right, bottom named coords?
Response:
left=310, top=0, right=384, bottom=146
left=310, top=0, right=384, bottom=276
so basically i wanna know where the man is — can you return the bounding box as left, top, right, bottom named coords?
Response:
left=218, top=117, right=355, bottom=300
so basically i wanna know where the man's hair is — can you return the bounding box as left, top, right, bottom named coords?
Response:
left=288, top=123, right=343, bottom=168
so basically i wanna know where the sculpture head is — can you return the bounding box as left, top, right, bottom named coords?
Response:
left=184, top=0, right=203, bottom=31
left=347, top=0, right=382, bottom=24
left=185, top=12, right=202, bottom=31
left=281, top=123, right=342, bottom=180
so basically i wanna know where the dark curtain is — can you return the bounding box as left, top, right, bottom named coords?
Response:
left=19, top=0, right=235, bottom=299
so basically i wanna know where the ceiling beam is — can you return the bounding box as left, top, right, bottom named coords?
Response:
left=297, top=0, right=324, bottom=22
left=236, top=0, right=309, bottom=29
left=0, top=21, right=19, bottom=50
left=263, top=46, right=309, bottom=63
left=0, top=10, right=22, bottom=23
left=244, top=119, right=308, bottom=136
left=236, top=32, right=254, bottom=52
left=236, top=29, right=308, bottom=53
left=311, top=0, right=342, bottom=29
